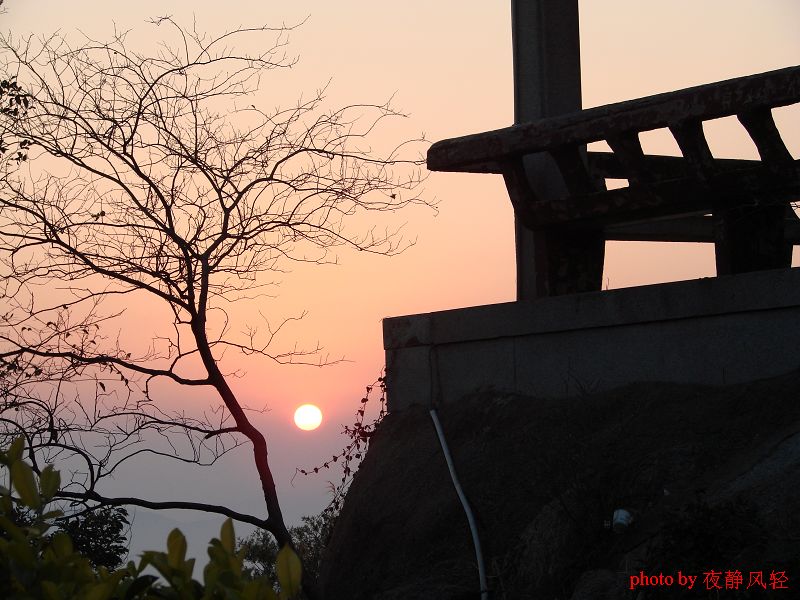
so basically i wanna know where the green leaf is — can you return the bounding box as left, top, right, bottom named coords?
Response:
left=206, top=540, right=225, bottom=565
left=7, top=436, right=25, bottom=462
left=0, top=516, right=25, bottom=543
left=40, top=581, right=62, bottom=600
left=145, top=553, right=170, bottom=579
left=276, top=545, right=302, bottom=599
left=137, top=551, right=157, bottom=572
left=6, top=534, right=35, bottom=565
left=41, top=509, right=64, bottom=521
left=184, top=557, right=196, bottom=578
left=220, top=518, right=235, bottom=553
left=39, top=465, right=61, bottom=501
left=166, top=528, right=187, bottom=569
left=123, top=574, right=158, bottom=600
left=0, top=494, right=14, bottom=517
left=50, top=532, right=74, bottom=557
left=243, top=579, right=278, bottom=600
left=11, top=459, right=41, bottom=508
left=83, top=582, right=114, bottom=600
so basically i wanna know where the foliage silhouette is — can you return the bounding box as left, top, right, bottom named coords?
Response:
left=57, top=506, right=130, bottom=571
left=239, top=510, right=335, bottom=586
left=295, top=375, right=387, bottom=516
left=0, top=436, right=303, bottom=599
left=3, top=503, right=130, bottom=571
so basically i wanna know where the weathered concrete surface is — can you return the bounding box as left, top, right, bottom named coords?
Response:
left=384, top=268, right=800, bottom=411
left=318, top=371, right=800, bottom=600
left=509, top=0, right=600, bottom=299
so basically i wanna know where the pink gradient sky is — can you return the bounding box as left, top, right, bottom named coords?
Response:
left=5, top=0, right=800, bottom=558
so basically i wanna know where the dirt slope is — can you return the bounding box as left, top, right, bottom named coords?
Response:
left=319, top=370, right=800, bottom=599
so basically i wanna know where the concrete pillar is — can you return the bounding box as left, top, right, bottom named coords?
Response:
left=511, top=0, right=605, bottom=298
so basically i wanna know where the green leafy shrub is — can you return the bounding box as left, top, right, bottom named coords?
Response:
left=0, top=437, right=302, bottom=599
left=239, top=510, right=335, bottom=584
left=57, top=506, right=130, bottom=571
left=7, top=504, right=131, bottom=571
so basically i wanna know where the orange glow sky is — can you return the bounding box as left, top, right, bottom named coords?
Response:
left=4, top=0, right=800, bottom=557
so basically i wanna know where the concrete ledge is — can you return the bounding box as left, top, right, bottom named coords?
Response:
left=383, top=268, right=800, bottom=411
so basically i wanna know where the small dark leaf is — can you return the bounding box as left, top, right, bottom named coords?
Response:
left=124, top=575, right=159, bottom=600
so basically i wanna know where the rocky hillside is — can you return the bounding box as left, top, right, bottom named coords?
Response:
left=318, top=370, right=800, bottom=599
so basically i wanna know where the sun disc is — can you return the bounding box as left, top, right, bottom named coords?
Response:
left=294, top=404, right=322, bottom=431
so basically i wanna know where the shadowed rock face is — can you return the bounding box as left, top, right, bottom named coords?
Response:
left=318, top=370, right=800, bottom=600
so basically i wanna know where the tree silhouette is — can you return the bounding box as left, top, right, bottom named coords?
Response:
left=0, top=16, right=425, bottom=585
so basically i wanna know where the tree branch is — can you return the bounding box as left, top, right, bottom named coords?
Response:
left=56, top=489, right=272, bottom=531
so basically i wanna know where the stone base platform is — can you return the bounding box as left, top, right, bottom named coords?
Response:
left=383, top=268, right=800, bottom=411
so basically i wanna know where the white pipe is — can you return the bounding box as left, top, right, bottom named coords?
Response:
left=430, top=408, right=489, bottom=600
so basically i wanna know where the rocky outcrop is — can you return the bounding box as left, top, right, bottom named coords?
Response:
left=319, top=370, right=800, bottom=599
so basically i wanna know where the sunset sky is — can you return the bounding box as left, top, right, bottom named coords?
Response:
left=4, top=0, right=799, bottom=561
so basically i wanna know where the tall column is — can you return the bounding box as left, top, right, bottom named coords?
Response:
left=511, top=0, right=605, bottom=298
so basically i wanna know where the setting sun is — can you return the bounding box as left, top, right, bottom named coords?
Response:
left=293, top=404, right=323, bottom=431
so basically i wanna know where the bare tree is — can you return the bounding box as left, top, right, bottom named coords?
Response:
left=0, top=15, right=425, bottom=571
